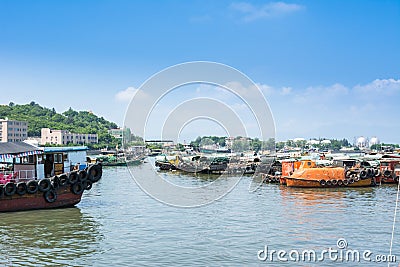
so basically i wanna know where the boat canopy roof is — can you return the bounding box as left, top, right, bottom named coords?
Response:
left=43, top=146, right=88, bottom=153
left=0, top=142, right=43, bottom=156
left=0, top=142, right=43, bottom=161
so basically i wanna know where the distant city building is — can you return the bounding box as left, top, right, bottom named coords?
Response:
left=108, top=127, right=131, bottom=143
left=41, top=128, right=98, bottom=145
left=0, top=118, right=28, bottom=142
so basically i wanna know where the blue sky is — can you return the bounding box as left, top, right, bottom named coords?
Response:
left=0, top=0, right=399, bottom=143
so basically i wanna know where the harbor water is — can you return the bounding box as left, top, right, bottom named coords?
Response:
left=1, top=162, right=400, bottom=266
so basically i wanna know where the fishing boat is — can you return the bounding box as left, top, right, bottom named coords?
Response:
left=0, top=142, right=102, bottom=212
left=376, top=158, right=400, bottom=184
left=285, top=164, right=374, bottom=188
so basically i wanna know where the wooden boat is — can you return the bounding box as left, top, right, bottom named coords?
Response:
left=0, top=142, right=102, bottom=212
left=375, top=159, right=400, bottom=184
left=285, top=167, right=373, bottom=188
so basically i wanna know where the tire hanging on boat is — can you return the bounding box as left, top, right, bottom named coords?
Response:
left=354, top=176, right=360, bottom=182
left=337, top=180, right=344, bottom=186
left=375, top=169, right=381, bottom=177
left=331, top=179, right=338, bottom=185
left=4, top=182, right=16, bottom=196
left=326, top=180, right=332, bottom=186
left=71, top=182, right=85, bottom=195
left=78, top=170, right=88, bottom=182
left=348, top=178, right=355, bottom=184
left=44, top=190, right=57, bottom=203
left=395, top=176, right=400, bottom=183
left=68, top=171, right=79, bottom=184
left=384, top=170, right=392, bottom=178
left=16, top=182, right=27, bottom=196
left=87, top=164, right=102, bottom=183
left=320, top=179, right=326, bottom=186
left=58, top=174, right=68, bottom=186
left=26, top=180, right=39, bottom=194
left=343, top=179, right=349, bottom=186
left=345, top=170, right=352, bottom=178
left=38, top=178, right=52, bottom=192
left=359, top=170, right=367, bottom=179
left=51, top=176, right=60, bottom=190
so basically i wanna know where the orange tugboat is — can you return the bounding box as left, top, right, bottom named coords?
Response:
left=0, top=142, right=102, bottom=212
left=285, top=167, right=373, bottom=187
left=279, top=159, right=315, bottom=185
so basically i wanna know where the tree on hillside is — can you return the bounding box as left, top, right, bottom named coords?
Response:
left=0, top=103, right=119, bottom=148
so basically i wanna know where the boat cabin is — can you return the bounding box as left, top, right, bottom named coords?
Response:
left=0, top=142, right=43, bottom=183
left=0, top=142, right=88, bottom=184
left=380, top=159, right=400, bottom=179
left=42, top=146, right=89, bottom=177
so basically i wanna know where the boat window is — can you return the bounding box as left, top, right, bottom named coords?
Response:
left=307, top=162, right=311, bottom=166
left=54, top=153, right=63, bottom=163
left=381, top=162, right=389, bottom=167
left=21, top=155, right=34, bottom=164
left=63, top=154, right=69, bottom=162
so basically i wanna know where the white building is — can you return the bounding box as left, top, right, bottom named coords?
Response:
left=0, top=118, right=28, bottom=142
left=41, top=128, right=98, bottom=145
left=108, top=127, right=131, bottom=143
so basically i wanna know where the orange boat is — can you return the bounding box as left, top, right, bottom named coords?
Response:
left=280, top=159, right=315, bottom=185
left=376, top=159, right=400, bottom=184
left=285, top=166, right=373, bottom=188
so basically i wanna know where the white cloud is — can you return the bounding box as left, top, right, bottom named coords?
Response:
left=230, top=1, right=304, bottom=22
left=115, top=87, right=139, bottom=102
left=354, top=78, right=400, bottom=95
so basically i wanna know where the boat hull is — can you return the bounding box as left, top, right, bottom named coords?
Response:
left=0, top=163, right=102, bottom=213
left=285, top=177, right=372, bottom=188
left=0, top=186, right=82, bottom=212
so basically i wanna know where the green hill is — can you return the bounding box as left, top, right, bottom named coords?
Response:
left=0, top=101, right=119, bottom=148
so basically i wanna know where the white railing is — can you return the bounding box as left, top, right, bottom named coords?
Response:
left=16, top=170, right=36, bottom=181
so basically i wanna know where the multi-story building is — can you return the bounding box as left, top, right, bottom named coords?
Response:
left=0, top=118, right=28, bottom=142
left=41, top=128, right=98, bottom=145
left=108, top=127, right=131, bottom=143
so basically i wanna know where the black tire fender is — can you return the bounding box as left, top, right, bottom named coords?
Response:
left=68, top=171, right=79, bottom=184
left=58, top=174, right=68, bottom=186
left=26, top=180, right=39, bottom=194
left=4, top=182, right=16, bottom=196
left=87, top=164, right=102, bottom=183
left=44, top=190, right=57, bottom=203
left=16, top=182, right=27, bottom=196
left=38, top=179, right=52, bottom=192
left=71, top=182, right=84, bottom=195
left=384, top=170, right=392, bottom=178
left=78, top=170, right=88, bottom=182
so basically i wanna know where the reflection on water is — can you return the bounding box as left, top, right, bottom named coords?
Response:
left=0, top=208, right=103, bottom=266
